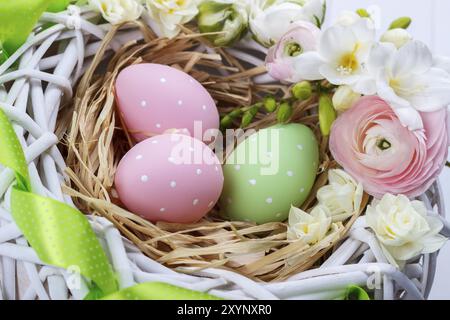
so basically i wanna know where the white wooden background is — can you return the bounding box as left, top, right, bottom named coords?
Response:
left=325, top=0, right=450, bottom=300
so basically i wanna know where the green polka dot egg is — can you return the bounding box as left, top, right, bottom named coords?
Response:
left=219, top=123, right=319, bottom=224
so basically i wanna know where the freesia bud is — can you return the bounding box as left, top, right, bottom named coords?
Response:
left=380, top=28, right=412, bottom=49
left=198, top=0, right=249, bottom=47
left=220, top=115, right=233, bottom=129
left=241, top=112, right=254, bottom=128
left=389, top=16, right=411, bottom=30
left=356, top=8, right=370, bottom=18
left=292, top=81, right=312, bottom=100
left=277, top=101, right=293, bottom=123
left=319, top=94, right=336, bottom=136
left=263, top=95, right=277, bottom=113
left=332, top=85, right=361, bottom=112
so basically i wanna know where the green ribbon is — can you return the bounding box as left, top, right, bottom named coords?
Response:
left=0, top=0, right=73, bottom=58
left=0, top=109, right=118, bottom=295
left=343, top=285, right=371, bottom=300
left=0, top=109, right=220, bottom=300
left=102, top=283, right=222, bottom=300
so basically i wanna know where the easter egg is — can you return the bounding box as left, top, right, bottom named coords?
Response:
left=219, top=124, right=319, bottom=224
left=114, top=134, right=224, bottom=223
left=115, top=63, right=219, bottom=142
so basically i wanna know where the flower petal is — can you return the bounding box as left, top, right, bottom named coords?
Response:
left=292, top=51, right=324, bottom=81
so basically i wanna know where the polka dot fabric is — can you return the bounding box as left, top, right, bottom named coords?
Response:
left=115, top=63, right=220, bottom=142
left=0, top=110, right=30, bottom=190
left=11, top=189, right=118, bottom=295
left=115, top=134, right=224, bottom=223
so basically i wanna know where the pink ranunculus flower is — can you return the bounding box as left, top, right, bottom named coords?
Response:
left=265, top=21, right=321, bottom=83
left=330, top=96, right=449, bottom=199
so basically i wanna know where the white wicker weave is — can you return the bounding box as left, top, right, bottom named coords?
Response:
left=0, top=6, right=448, bottom=300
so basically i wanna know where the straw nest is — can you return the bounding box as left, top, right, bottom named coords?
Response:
left=58, top=22, right=369, bottom=282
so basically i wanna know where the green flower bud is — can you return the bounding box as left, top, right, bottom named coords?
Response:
left=220, top=115, right=234, bottom=129
left=389, top=17, right=412, bottom=30
left=356, top=8, right=370, bottom=18
left=263, top=95, right=277, bottom=113
left=248, top=104, right=261, bottom=116
left=198, top=0, right=249, bottom=47
left=292, top=81, right=312, bottom=101
left=319, top=95, right=336, bottom=136
left=228, top=109, right=243, bottom=118
left=277, top=102, right=293, bottom=123
left=241, top=111, right=255, bottom=128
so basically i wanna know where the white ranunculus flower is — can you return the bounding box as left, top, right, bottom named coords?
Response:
left=380, top=28, right=412, bottom=49
left=197, top=0, right=249, bottom=47
left=293, top=18, right=376, bottom=93
left=366, top=40, right=450, bottom=130
left=146, top=0, right=199, bottom=38
left=366, top=194, right=447, bottom=265
left=249, top=0, right=325, bottom=47
left=287, top=205, right=333, bottom=245
left=316, top=169, right=363, bottom=222
left=89, top=0, right=143, bottom=25
left=332, top=85, right=361, bottom=112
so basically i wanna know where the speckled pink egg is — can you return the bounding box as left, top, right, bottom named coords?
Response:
left=114, top=134, right=224, bottom=223
left=115, top=63, right=219, bottom=142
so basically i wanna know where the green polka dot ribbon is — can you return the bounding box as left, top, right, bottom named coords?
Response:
left=101, top=283, right=222, bottom=300
left=0, top=109, right=118, bottom=296
left=0, top=0, right=73, bottom=58
left=0, top=109, right=221, bottom=300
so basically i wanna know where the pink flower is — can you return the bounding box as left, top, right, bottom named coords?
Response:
left=330, top=96, right=449, bottom=198
left=265, top=21, right=321, bottom=83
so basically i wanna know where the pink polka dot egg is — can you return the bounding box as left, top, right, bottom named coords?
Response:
left=114, top=134, right=224, bottom=223
left=115, top=63, right=219, bottom=142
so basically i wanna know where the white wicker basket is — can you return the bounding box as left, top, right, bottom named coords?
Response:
left=0, top=6, right=449, bottom=300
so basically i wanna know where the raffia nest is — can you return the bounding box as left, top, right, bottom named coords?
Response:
left=58, top=22, right=369, bottom=282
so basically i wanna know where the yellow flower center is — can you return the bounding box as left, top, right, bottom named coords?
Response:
left=337, top=43, right=361, bottom=75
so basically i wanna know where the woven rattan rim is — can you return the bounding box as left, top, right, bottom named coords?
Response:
left=60, top=21, right=369, bottom=282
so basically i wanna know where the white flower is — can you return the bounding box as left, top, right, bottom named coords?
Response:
left=287, top=205, right=333, bottom=244
left=380, top=28, right=412, bottom=49
left=332, top=85, right=361, bottom=112
left=293, top=19, right=376, bottom=92
left=333, top=10, right=362, bottom=27
left=249, top=0, right=325, bottom=47
left=197, top=0, right=249, bottom=47
left=367, top=40, right=450, bottom=130
left=334, top=6, right=380, bottom=28
left=146, top=0, right=199, bottom=38
left=89, top=0, right=143, bottom=25
left=316, top=169, right=363, bottom=222
left=366, top=194, right=447, bottom=265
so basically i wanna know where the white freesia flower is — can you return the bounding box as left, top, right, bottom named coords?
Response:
left=293, top=18, right=376, bottom=93
left=332, top=85, right=361, bottom=112
left=146, top=0, right=199, bottom=38
left=366, top=40, right=450, bottom=130
left=89, top=0, right=143, bottom=25
left=333, top=10, right=361, bottom=27
left=316, top=169, right=363, bottom=222
left=366, top=194, right=447, bottom=265
left=249, top=0, right=325, bottom=47
left=380, top=28, right=412, bottom=49
left=287, top=205, right=333, bottom=244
